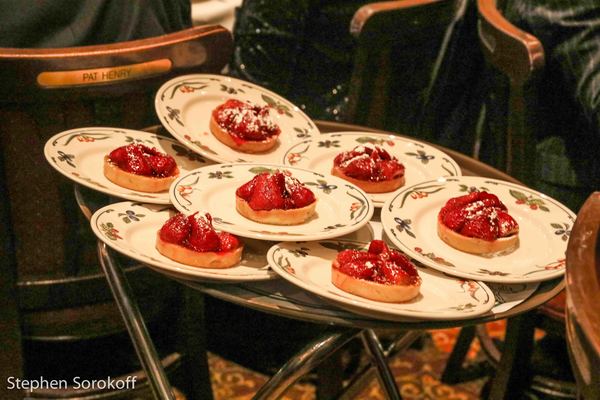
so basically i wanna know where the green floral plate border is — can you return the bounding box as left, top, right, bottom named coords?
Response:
left=90, top=201, right=277, bottom=282
left=155, top=74, right=319, bottom=164
left=44, top=127, right=212, bottom=204
left=267, top=239, right=495, bottom=321
left=381, top=176, right=576, bottom=283
left=281, top=131, right=461, bottom=207
left=169, top=163, right=374, bottom=242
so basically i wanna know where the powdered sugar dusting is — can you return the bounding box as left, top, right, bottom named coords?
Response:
left=340, top=152, right=371, bottom=168
left=214, top=99, right=280, bottom=141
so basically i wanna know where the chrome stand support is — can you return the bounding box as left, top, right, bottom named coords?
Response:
left=252, top=328, right=360, bottom=400
left=340, top=330, right=424, bottom=400
left=97, top=242, right=175, bottom=400
left=360, top=329, right=402, bottom=400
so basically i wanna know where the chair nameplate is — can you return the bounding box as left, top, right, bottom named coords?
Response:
left=37, top=59, right=172, bottom=88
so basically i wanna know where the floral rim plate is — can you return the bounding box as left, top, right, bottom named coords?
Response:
left=199, top=279, right=539, bottom=325
left=381, top=176, right=576, bottom=283
left=486, top=282, right=538, bottom=314
left=155, top=74, right=320, bottom=164
left=169, top=163, right=375, bottom=241
left=282, top=132, right=462, bottom=207
left=44, top=127, right=213, bottom=204
left=90, top=202, right=277, bottom=282
left=267, top=240, right=496, bottom=321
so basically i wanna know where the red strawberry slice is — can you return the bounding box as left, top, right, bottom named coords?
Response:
left=335, top=146, right=403, bottom=182
left=367, top=239, right=389, bottom=255
left=123, top=146, right=153, bottom=176
left=285, top=177, right=316, bottom=208
left=476, top=191, right=506, bottom=209
left=238, top=171, right=315, bottom=211
left=342, top=155, right=376, bottom=180
left=338, top=260, right=377, bottom=280
left=108, top=146, right=129, bottom=164
left=108, top=144, right=151, bottom=176
left=291, top=185, right=316, bottom=208
left=159, top=212, right=191, bottom=244
left=337, top=240, right=420, bottom=285
left=497, top=210, right=519, bottom=236
left=218, top=232, right=241, bottom=252
left=336, top=249, right=365, bottom=266
left=460, top=214, right=498, bottom=241
left=441, top=206, right=469, bottom=231
left=247, top=173, right=286, bottom=210
left=380, top=161, right=404, bottom=180
left=147, top=154, right=177, bottom=177
left=377, top=260, right=413, bottom=285
left=441, top=192, right=479, bottom=215
left=187, top=213, right=221, bottom=252
left=235, top=175, right=257, bottom=200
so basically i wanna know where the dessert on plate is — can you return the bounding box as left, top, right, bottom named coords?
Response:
left=331, top=145, right=405, bottom=193
left=103, top=143, right=179, bottom=192
left=235, top=170, right=317, bottom=225
left=210, top=99, right=281, bottom=153
left=156, top=212, right=243, bottom=268
left=332, top=239, right=421, bottom=302
left=437, top=191, right=519, bottom=254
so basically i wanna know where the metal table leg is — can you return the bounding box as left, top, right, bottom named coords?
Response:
left=360, top=329, right=402, bottom=400
left=252, top=328, right=360, bottom=400
left=339, top=330, right=423, bottom=400
left=97, top=241, right=175, bottom=400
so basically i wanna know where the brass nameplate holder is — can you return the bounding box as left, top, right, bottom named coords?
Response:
left=37, top=59, right=172, bottom=88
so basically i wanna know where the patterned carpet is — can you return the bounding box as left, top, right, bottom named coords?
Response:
left=208, top=321, right=508, bottom=400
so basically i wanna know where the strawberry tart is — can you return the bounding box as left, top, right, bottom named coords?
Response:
left=156, top=212, right=243, bottom=268
left=437, top=191, right=519, bottom=254
left=332, top=146, right=405, bottom=193
left=235, top=170, right=317, bottom=225
left=104, top=143, right=179, bottom=192
left=332, top=240, right=421, bottom=302
left=210, top=99, right=281, bottom=153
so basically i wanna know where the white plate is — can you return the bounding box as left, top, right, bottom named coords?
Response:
left=198, top=278, right=542, bottom=325
left=90, top=201, right=276, bottom=282
left=155, top=74, right=320, bottom=164
left=169, top=163, right=375, bottom=241
left=282, top=132, right=462, bottom=207
left=486, top=282, right=538, bottom=314
left=44, top=127, right=213, bottom=204
left=267, top=240, right=495, bottom=321
left=381, top=176, right=576, bottom=283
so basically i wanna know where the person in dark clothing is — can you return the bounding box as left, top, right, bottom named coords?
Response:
left=228, top=0, right=371, bottom=121
left=481, top=0, right=600, bottom=212
left=0, top=0, right=191, bottom=48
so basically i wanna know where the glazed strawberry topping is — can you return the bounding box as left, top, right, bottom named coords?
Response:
left=236, top=171, right=316, bottom=211
left=108, top=144, right=177, bottom=177
left=438, top=191, right=519, bottom=241
left=159, top=212, right=240, bottom=253
left=334, top=240, right=421, bottom=286
left=213, top=99, right=281, bottom=145
left=333, top=146, right=405, bottom=182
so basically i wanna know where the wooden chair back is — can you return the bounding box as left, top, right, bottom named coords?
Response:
left=476, top=0, right=544, bottom=184
left=0, top=25, right=231, bottom=399
left=346, top=0, right=479, bottom=152
left=566, top=192, right=600, bottom=399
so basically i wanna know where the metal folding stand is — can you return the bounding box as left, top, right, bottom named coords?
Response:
left=97, top=242, right=176, bottom=400
left=360, top=330, right=403, bottom=400
left=252, top=328, right=424, bottom=400
left=75, top=184, right=175, bottom=399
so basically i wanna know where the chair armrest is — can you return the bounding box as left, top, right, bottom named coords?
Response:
left=477, top=0, right=544, bottom=85
left=350, top=0, right=441, bottom=37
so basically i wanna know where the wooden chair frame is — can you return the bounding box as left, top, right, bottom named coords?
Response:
left=566, top=192, right=600, bottom=399
left=476, top=0, right=544, bottom=184
left=0, top=25, right=232, bottom=400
